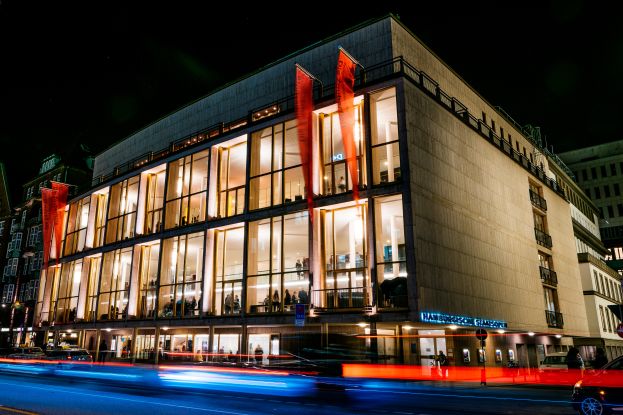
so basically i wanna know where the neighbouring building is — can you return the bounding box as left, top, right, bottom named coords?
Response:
left=35, top=15, right=595, bottom=369
left=0, top=150, right=92, bottom=347
left=559, top=142, right=623, bottom=272
left=0, top=163, right=12, bottom=336
left=551, top=159, right=623, bottom=361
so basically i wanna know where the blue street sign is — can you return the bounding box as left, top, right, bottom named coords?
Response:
left=295, top=304, right=305, bottom=327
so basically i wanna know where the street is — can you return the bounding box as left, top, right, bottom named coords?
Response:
left=0, top=373, right=577, bottom=415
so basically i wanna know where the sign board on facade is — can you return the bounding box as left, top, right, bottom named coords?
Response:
left=475, top=329, right=488, bottom=340
left=295, top=304, right=305, bottom=327
left=420, top=312, right=507, bottom=329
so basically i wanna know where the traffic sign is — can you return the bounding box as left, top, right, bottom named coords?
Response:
left=617, top=323, right=623, bottom=339
left=476, top=329, right=488, bottom=340
left=295, top=304, right=305, bottom=327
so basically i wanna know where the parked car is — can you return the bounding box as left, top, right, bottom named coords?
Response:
left=45, top=349, right=93, bottom=362
left=572, top=355, right=623, bottom=415
left=538, top=352, right=567, bottom=372
left=7, top=347, right=46, bottom=360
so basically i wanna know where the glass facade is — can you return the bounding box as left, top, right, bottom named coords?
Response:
left=158, top=232, right=203, bottom=318
left=319, top=104, right=365, bottom=195
left=97, top=248, right=133, bottom=320
left=370, top=88, right=400, bottom=184
left=247, top=211, right=309, bottom=313
left=105, top=176, right=139, bottom=244
left=42, top=85, right=409, bottom=361
left=165, top=151, right=209, bottom=229
left=217, top=142, right=246, bottom=218
left=64, top=196, right=90, bottom=256
left=249, top=120, right=304, bottom=210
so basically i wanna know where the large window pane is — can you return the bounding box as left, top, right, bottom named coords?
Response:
left=105, top=176, right=139, bottom=243
left=214, top=227, right=244, bottom=315
left=371, top=87, right=400, bottom=185
left=165, top=151, right=209, bottom=229
left=98, top=248, right=132, bottom=320
left=158, top=232, right=204, bottom=319
left=247, top=212, right=309, bottom=314
left=374, top=195, right=407, bottom=308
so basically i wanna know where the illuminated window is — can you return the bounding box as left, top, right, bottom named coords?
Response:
left=64, top=196, right=91, bottom=256
left=247, top=211, right=309, bottom=313
left=217, top=142, right=246, bottom=218
left=319, top=102, right=364, bottom=195
left=84, top=256, right=101, bottom=322
left=213, top=226, right=244, bottom=315
left=137, top=243, right=160, bottom=319
left=249, top=120, right=305, bottom=209
left=158, top=233, right=203, bottom=319
left=374, top=195, right=407, bottom=308
left=143, top=168, right=166, bottom=235
left=92, top=192, right=108, bottom=248
left=97, top=248, right=133, bottom=320
left=320, top=204, right=369, bottom=309
left=105, top=177, right=139, bottom=244
left=51, top=260, right=82, bottom=324
left=371, top=87, right=400, bottom=185
left=164, top=150, right=208, bottom=230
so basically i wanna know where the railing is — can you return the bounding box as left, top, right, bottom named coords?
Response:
left=314, top=287, right=369, bottom=309
left=529, top=189, right=547, bottom=211
left=91, top=57, right=566, bottom=201
left=545, top=310, right=564, bottom=328
left=534, top=228, right=553, bottom=249
left=539, top=266, right=558, bottom=286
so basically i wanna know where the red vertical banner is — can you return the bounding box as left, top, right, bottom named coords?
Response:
left=51, top=182, right=69, bottom=263
left=41, top=188, right=58, bottom=269
left=296, top=65, right=315, bottom=221
left=335, top=49, right=359, bottom=201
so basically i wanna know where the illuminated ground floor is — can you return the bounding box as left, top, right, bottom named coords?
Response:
left=34, top=318, right=577, bottom=370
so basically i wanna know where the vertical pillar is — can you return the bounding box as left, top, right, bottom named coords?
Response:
left=131, top=327, right=138, bottom=364
left=240, top=324, right=247, bottom=363
left=95, top=329, right=101, bottom=363
left=154, top=326, right=160, bottom=365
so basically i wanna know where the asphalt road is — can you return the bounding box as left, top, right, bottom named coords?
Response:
left=0, top=373, right=577, bottom=415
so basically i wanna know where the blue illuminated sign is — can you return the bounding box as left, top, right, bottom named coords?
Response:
left=420, top=312, right=507, bottom=329
left=332, top=153, right=344, bottom=162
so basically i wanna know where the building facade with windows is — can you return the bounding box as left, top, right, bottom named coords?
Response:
left=35, top=16, right=592, bottom=368
left=0, top=151, right=92, bottom=347
left=559, top=141, right=623, bottom=272
left=552, top=161, right=623, bottom=360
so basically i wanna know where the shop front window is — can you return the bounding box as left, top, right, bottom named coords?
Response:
left=158, top=232, right=204, bottom=319
left=249, top=121, right=305, bottom=210
left=319, top=104, right=364, bottom=196
left=370, top=87, right=400, bottom=185
left=320, top=204, right=369, bottom=308
left=138, top=243, right=160, bottom=319
left=217, top=142, right=246, bottom=218
left=164, top=150, right=208, bottom=230
left=374, top=195, right=407, bottom=308
left=97, top=248, right=132, bottom=320
left=214, top=226, right=244, bottom=315
left=143, top=167, right=166, bottom=234
left=247, top=211, right=309, bottom=314
left=105, top=176, right=139, bottom=244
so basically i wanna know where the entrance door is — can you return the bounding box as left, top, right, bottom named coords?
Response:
left=419, top=330, right=445, bottom=373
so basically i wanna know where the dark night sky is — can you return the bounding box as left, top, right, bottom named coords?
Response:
left=1, top=0, right=621, bottom=203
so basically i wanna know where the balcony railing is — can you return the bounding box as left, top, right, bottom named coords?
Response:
left=529, top=189, right=547, bottom=211
left=534, top=228, right=553, bottom=249
left=545, top=310, right=564, bottom=328
left=314, top=287, right=369, bottom=310
left=539, top=266, right=558, bottom=286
